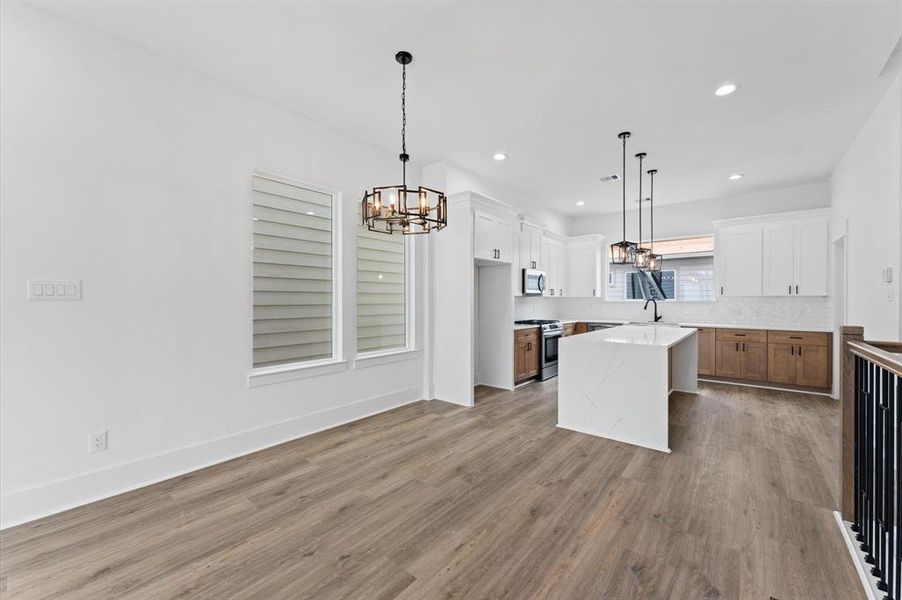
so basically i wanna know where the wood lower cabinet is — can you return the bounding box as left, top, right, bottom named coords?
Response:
left=563, top=322, right=575, bottom=337
left=574, top=322, right=587, bottom=335
left=697, top=328, right=716, bottom=376
left=741, top=341, right=767, bottom=382
left=715, top=329, right=767, bottom=381
left=767, top=331, right=831, bottom=389
left=715, top=340, right=743, bottom=378
left=514, top=328, right=540, bottom=383
left=706, top=328, right=831, bottom=391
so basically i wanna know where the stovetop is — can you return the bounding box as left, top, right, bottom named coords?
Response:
left=515, top=319, right=562, bottom=332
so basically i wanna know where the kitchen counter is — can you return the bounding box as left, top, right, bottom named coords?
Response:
left=557, top=325, right=698, bottom=453
left=559, top=320, right=831, bottom=333
left=516, top=320, right=831, bottom=333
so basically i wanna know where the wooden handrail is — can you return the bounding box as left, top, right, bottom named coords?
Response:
left=847, top=340, right=902, bottom=377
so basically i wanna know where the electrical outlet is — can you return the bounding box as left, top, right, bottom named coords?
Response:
left=90, top=431, right=108, bottom=454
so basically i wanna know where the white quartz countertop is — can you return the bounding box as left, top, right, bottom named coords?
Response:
left=555, top=320, right=830, bottom=333
left=575, top=324, right=697, bottom=348
left=514, top=324, right=542, bottom=331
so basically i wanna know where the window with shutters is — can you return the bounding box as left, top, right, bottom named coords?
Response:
left=357, top=217, right=408, bottom=354
left=252, top=173, right=337, bottom=369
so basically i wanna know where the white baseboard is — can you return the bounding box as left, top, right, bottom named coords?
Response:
left=834, top=511, right=880, bottom=600
left=0, top=386, right=423, bottom=530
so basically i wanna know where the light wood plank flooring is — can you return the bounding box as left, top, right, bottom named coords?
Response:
left=0, top=381, right=862, bottom=599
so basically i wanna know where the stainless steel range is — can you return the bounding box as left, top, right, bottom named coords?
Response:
left=514, top=319, right=562, bottom=380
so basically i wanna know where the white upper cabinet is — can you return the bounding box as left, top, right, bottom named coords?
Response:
left=717, top=223, right=763, bottom=297
left=473, top=209, right=513, bottom=263
left=793, top=218, right=829, bottom=295
left=763, top=221, right=795, bottom=296
left=543, top=238, right=566, bottom=296
left=520, top=224, right=544, bottom=271
left=565, top=238, right=603, bottom=298
left=763, top=217, right=828, bottom=296
left=720, top=211, right=829, bottom=298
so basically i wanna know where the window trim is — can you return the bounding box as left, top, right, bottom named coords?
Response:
left=248, top=170, right=343, bottom=382
left=354, top=221, right=416, bottom=360
left=605, top=233, right=715, bottom=303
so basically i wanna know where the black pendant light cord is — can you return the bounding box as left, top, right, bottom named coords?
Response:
left=636, top=152, right=646, bottom=248
left=400, top=60, right=407, bottom=188
left=618, top=132, right=630, bottom=241
left=649, top=169, right=656, bottom=253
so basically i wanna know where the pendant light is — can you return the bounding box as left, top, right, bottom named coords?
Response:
left=646, top=169, right=662, bottom=272
left=633, top=152, right=651, bottom=269
left=361, top=51, right=447, bottom=235
left=610, top=132, right=637, bottom=264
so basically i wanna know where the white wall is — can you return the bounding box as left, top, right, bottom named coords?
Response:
left=0, top=5, right=429, bottom=527
left=830, top=72, right=902, bottom=341
left=569, top=180, right=830, bottom=239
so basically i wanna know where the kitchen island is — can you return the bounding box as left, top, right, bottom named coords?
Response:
left=557, top=325, right=698, bottom=453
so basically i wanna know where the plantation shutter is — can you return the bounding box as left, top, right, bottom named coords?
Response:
left=357, top=223, right=406, bottom=353
left=252, top=175, right=333, bottom=368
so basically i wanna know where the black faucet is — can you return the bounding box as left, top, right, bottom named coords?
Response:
left=643, top=298, right=663, bottom=322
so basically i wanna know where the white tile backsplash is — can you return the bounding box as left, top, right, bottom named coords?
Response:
left=515, top=296, right=833, bottom=330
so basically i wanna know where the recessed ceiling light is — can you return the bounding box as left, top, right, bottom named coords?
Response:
left=728, top=173, right=744, bottom=181
left=715, top=82, right=739, bottom=96
left=576, top=201, right=585, bottom=206
left=306, top=211, right=316, bottom=215
left=493, top=152, right=507, bottom=161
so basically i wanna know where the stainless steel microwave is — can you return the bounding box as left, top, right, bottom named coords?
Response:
left=522, top=269, right=546, bottom=296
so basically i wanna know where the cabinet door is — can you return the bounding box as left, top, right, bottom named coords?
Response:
left=741, top=342, right=768, bottom=381
left=474, top=210, right=495, bottom=260
left=567, top=242, right=600, bottom=297
left=715, top=341, right=742, bottom=378
left=697, top=329, right=716, bottom=376
left=794, top=218, right=828, bottom=296
left=529, top=226, right=543, bottom=270
left=767, top=343, right=796, bottom=385
left=525, top=332, right=540, bottom=378
left=763, top=222, right=795, bottom=296
left=493, top=217, right=513, bottom=264
left=797, top=344, right=829, bottom=388
left=514, top=333, right=529, bottom=382
left=718, top=224, right=763, bottom=297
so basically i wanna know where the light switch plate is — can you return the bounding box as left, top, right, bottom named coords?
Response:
left=28, top=279, right=82, bottom=301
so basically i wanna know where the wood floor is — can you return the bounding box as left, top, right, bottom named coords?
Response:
left=0, top=381, right=862, bottom=599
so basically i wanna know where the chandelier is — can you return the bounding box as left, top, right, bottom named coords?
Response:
left=361, top=51, right=447, bottom=235
left=610, top=131, right=637, bottom=264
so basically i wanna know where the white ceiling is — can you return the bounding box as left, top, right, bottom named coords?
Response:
left=27, top=0, right=902, bottom=216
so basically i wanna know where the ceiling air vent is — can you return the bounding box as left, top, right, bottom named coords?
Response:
left=598, top=174, right=621, bottom=183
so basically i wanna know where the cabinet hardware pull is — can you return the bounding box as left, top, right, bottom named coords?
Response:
left=742, top=342, right=746, bottom=351
left=796, top=285, right=799, bottom=294
left=721, top=286, right=724, bottom=295
left=789, top=284, right=792, bottom=294
left=791, top=346, right=794, bottom=356
left=735, top=333, right=746, bottom=337
left=790, top=336, right=802, bottom=339
left=735, top=342, right=739, bottom=351
left=798, top=345, right=802, bottom=356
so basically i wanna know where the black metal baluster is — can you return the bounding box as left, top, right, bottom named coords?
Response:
left=864, top=355, right=867, bottom=542
left=885, top=368, right=895, bottom=598
left=895, top=373, right=901, bottom=600
left=875, top=362, right=885, bottom=579
left=866, top=361, right=874, bottom=562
